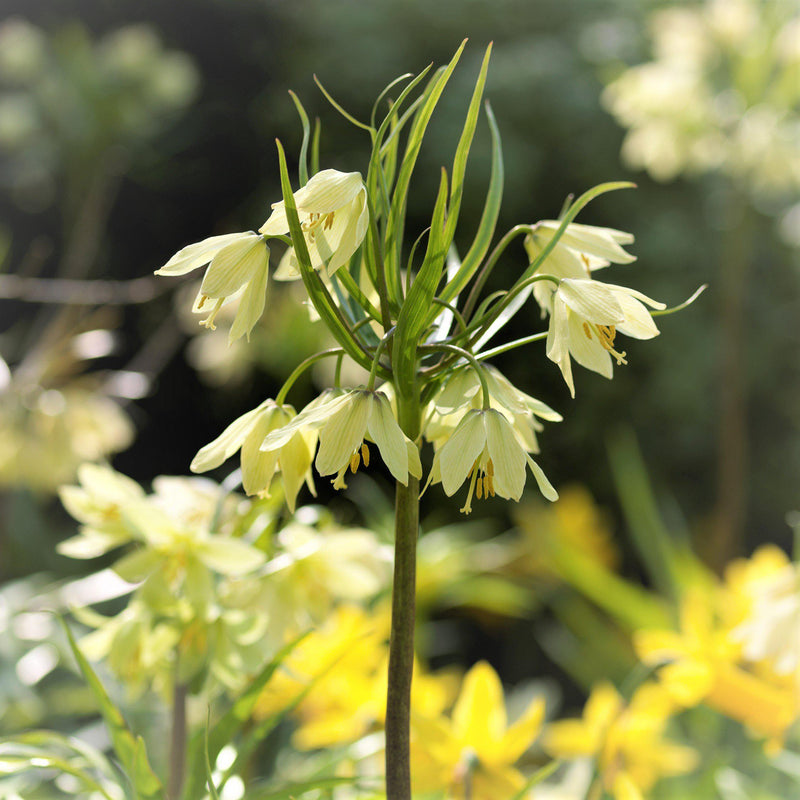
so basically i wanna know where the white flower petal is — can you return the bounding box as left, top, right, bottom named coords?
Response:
left=438, top=410, right=487, bottom=496
left=156, top=232, right=249, bottom=276
left=484, top=410, right=527, bottom=501
left=294, top=169, right=364, bottom=213
left=526, top=454, right=559, bottom=501
left=614, top=292, right=661, bottom=339
left=199, top=234, right=265, bottom=299
left=229, top=257, right=269, bottom=343
left=191, top=401, right=270, bottom=473
left=559, top=279, right=624, bottom=325
left=315, top=391, right=371, bottom=476
left=367, top=393, right=408, bottom=484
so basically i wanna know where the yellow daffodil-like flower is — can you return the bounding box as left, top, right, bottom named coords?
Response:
left=261, top=388, right=421, bottom=490
left=635, top=587, right=799, bottom=751
left=410, top=660, right=545, bottom=800
left=259, top=168, right=368, bottom=276
left=428, top=408, right=557, bottom=514
left=544, top=681, right=697, bottom=800
left=156, top=231, right=270, bottom=342
left=547, top=278, right=665, bottom=397
left=190, top=399, right=314, bottom=511
left=524, top=221, right=636, bottom=315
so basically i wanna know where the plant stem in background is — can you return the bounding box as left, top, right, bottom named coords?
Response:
left=385, top=393, right=421, bottom=800
left=710, top=193, right=753, bottom=570
left=169, top=678, right=188, bottom=800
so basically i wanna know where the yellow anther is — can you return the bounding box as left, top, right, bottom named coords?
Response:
left=361, top=442, right=370, bottom=467
left=350, top=451, right=361, bottom=473
left=476, top=478, right=483, bottom=500
left=583, top=321, right=593, bottom=340
left=487, top=459, right=494, bottom=477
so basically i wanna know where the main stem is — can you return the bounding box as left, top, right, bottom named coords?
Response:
left=168, top=675, right=188, bottom=800
left=385, top=393, right=420, bottom=800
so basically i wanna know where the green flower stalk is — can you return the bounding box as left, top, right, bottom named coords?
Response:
left=156, top=41, right=692, bottom=799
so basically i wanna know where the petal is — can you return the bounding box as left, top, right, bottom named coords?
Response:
left=326, top=189, right=368, bottom=274
left=565, top=309, right=614, bottom=378
left=499, top=695, right=546, bottom=764
left=315, top=392, right=371, bottom=476
left=240, top=411, right=281, bottom=495
left=538, top=221, right=636, bottom=263
left=294, top=169, right=364, bottom=213
left=277, top=433, right=315, bottom=513
left=261, top=391, right=351, bottom=451
left=452, top=661, right=507, bottom=748
left=273, top=246, right=302, bottom=281
left=604, top=282, right=666, bottom=310
left=191, top=401, right=270, bottom=473
left=199, top=234, right=266, bottom=299
left=484, top=410, right=526, bottom=501
left=526, top=454, right=559, bottom=501
left=559, top=279, right=624, bottom=325
left=259, top=203, right=289, bottom=236
left=613, top=292, right=660, bottom=340
left=406, top=437, right=422, bottom=480
left=155, top=232, right=249, bottom=276
left=367, top=393, right=409, bottom=484
left=437, top=410, right=487, bottom=496
left=546, top=296, right=577, bottom=398
left=229, top=255, right=269, bottom=343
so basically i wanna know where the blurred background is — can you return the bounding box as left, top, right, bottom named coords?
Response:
left=0, top=0, right=798, bottom=790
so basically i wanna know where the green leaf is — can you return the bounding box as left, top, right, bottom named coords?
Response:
left=442, top=43, right=492, bottom=253
left=383, top=41, right=466, bottom=301
left=435, top=100, right=504, bottom=316
left=203, top=719, right=221, bottom=800
left=249, top=776, right=366, bottom=799
left=511, top=760, right=562, bottom=800
left=288, top=90, right=311, bottom=186
left=58, top=617, right=164, bottom=799
left=392, top=167, right=450, bottom=391
left=181, top=632, right=309, bottom=800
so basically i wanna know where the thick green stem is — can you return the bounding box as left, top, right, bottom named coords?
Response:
left=385, top=393, right=420, bottom=800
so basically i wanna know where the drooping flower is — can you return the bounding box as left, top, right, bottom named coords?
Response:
left=261, top=388, right=421, bottom=490
left=156, top=231, right=270, bottom=342
left=428, top=408, right=557, bottom=514
left=260, top=168, right=368, bottom=276
left=410, top=660, right=546, bottom=800
left=190, top=399, right=314, bottom=511
left=546, top=278, right=665, bottom=397
left=524, top=221, right=636, bottom=315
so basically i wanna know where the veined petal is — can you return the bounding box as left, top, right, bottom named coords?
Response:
left=199, top=234, right=266, bottom=299
left=605, top=282, right=666, bottom=309
left=240, top=410, right=282, bottom=495
left=196, top=538, right=265, bottom=575
left=261, top=391, right=350, bottom=451
left=565, top=310, right=614, bottom=378
left=191, top=401, right=271, bottom=472
left=277, top=430, right=315, bottom=512
left=155, top=232, right=249, bottom=276
left=229, top=255, right=269, bottom=343
left=294, top=169, right=364, bottom=213
left=316, top=391, right=371, bottom=476
left=259, top=204, right=289, bottom=236
left=614, top=292, right=660, bottom=340
left=484, top=410, right=526, bottom=501
left=366, top=393, right=409, bottom=484
left=546, top=296, right=577, bottom=398
left=559, top=279, right=624, bottom=324
left=273, top=246, right=302, bottom=281
left=438, top=410, right=487, bottom=496
left=538, top=221, right=636, bottom=263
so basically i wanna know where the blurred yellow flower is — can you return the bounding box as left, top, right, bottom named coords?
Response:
left=635, top=585, right=799, bottom=751
left=410, top=660, right=545, bottom=800
left=544, top=681, right=697, bottom=800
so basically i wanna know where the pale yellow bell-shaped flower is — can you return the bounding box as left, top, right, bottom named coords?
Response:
left=156, top=231, right=270, bottom=342
left=190, top=399, right=315, bottom=511
left=261, top=388, right=421, bottom=490
left=525, top=221, right=636, bottom=315
left=428, top=408, right=557, bottom=514
left=546, top=278, right=665, bottom=398
left=259, top=168, right=368, bottom=276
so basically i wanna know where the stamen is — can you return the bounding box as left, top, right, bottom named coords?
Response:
left=583, top=322, right=593, bottom=340
left=460, top=466, right=479, bottom=514
left=200, top=298, right=224, bottom=330
left=361, top=442, right=370, bottom=467
left=476, top=478, right=483, bottom=500
left=350, top=451, right=361, bottom=473
left=333, top=468, right=348, bottom=490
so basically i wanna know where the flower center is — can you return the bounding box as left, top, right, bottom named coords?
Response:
left=461, top=458, right=495, bottom=514
left=302, top=211, right=336, bottom=239
left=583, top=322, right=627, bottom=365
